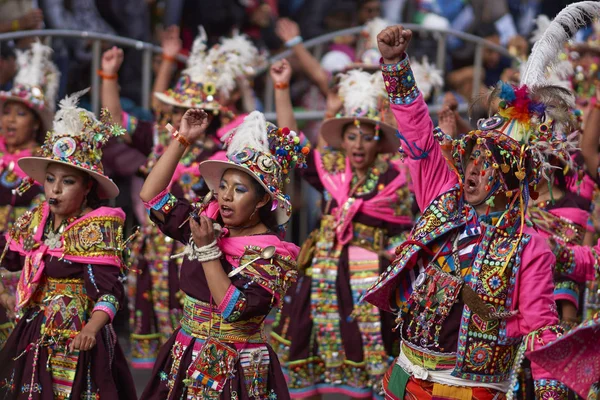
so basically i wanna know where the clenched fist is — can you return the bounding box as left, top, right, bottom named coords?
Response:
left=377, top=26, right=412, bottom=64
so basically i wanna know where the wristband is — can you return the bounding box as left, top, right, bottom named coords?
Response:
left=166, top=123, right=190, bottom=147
left=97, top=70, right=118, bottom=80
left=594, top=102, right=600, bottom=110
left=11, top=19, right=19, bottom=31
left=274, top=82, right=289, bottom=90
left=162, top=54, right=177, bottom=62
left=285, top=36, right=303, bottom=48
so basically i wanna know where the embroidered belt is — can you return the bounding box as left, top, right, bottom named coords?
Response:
left=180, top=295, right=265, bottom=343
left=32, top=277, right=88, bottom=304
left=350, top=222, right=386, bottom=253
left=401, top=342, right=456, bottom=371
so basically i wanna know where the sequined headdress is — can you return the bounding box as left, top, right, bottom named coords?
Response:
left=200, top=111, right=309, bottom=225
left=17, top=89, right=125, bottom=199
left=0, top=41, right=60, bottom=135
left=320, top=69, right=399, bottom=151
left=154, top=27, right=265, bottom=114
left=452, top=2, right=600, bottom=206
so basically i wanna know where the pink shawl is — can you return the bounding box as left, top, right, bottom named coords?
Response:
left=314, top=150, right=413, bottom=245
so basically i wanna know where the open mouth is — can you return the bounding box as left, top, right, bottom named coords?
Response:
left=465, top=177, right=478, bottom=193
left=352, top=152, right=366, bottom=164
left=220, top=205, right=233, bottom=218
left=4, top=126, right=16, bottom=136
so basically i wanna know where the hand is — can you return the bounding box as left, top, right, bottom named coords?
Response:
left=270, top=59, right=292, bottom=85
left=19, top=8, right=44, bottom=30
left=442, top=92, right=459, bottom=112
left=101, top=46, right=124, bottom=75
left=179, top=109, right=210, bottom=143
left=507, top=35, right=528, bottom=58
left=377, top=25, right=412, bottom=64
left=190, top=215, right=216, bottom=247
left=161, top=25, right=182, bottom=58
left=276, top=18, right=301, bottom=43
left=70, top=325, right=97, bottom=352
left=325, top=89, right=343, bottom=115
left=0, top=293, right=15, bottom=319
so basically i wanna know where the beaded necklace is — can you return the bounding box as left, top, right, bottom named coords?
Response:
left=351, top=158, right=385, bottom=196
left=43, top=213, right=81, bottom=249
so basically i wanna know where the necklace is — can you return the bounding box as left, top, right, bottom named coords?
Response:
left=43, top=213, right=81, bottom=249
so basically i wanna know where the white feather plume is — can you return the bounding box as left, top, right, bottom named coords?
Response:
left=521, top=1, right=600, bottom=88
left=13, top=41, right=60, bottom=111
left=530, top=15, right=551, bottom=44
left=52, top=88, right=97, bottom=138
left=226, top=111, right=269, bottom=156
left=363, top=18, right=390, bottom=51
left=338, top=70, right=386, bottom=115
left=411, top=56, right=444, bottom=101
left=185, top=26, right=208, bottom=70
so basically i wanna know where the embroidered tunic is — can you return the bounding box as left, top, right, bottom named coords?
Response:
left=140, top=195, right=298, bottom=400
left=362, top=56, right=568, bottom=399
left=0, top=203, right=136, bottom=400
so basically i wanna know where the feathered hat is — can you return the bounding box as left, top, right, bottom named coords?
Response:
left=320, top=69, right=398, bottom=150
left=199, top=111, right=309, bottom=225
left=154, top=27, right=265, bottom=113
left=0, top=41, right=60, bottom=136
left=453, top=2, right=600, bottom=201
left=17, top=89, right=124, bottom=199
left=411, top=56, right=444, bottom=101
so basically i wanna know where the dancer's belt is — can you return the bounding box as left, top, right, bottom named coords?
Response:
left=397, top=342, right=510, bottom=392
left=350, top=222, right=386, bottom=253
left=180, top=294, right=265, bottom=343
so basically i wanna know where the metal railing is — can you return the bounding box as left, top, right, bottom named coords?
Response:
left=0, top=24, right=517, bottom=120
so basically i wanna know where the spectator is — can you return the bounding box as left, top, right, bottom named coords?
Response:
left=0, top=2, right=43, bottom=34
left=0, top=44, right=17, bottom=92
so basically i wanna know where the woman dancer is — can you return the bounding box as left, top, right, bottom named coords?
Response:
left=269, top=59, right=415, bottom=398
left=362, top=15, right=597, bottom=398
left=139, top=109, right=307, bottom=399
left=0, top=90, right=136, bottom=399
left=0, top=41, right=59, bottom=348
left=101, top=30, right=264, bottom=368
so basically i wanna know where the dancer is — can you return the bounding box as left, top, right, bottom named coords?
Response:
left=100, top=30, right=264, bottom=368
left=139, top=109, right=306, bottom=399
left=0, top=41, right=59, bottom=349
left=0, top=89, right=136, bottom=399
left=362, top=13, right=598, bottom=398
left=269, top=58, right=415, bottom=398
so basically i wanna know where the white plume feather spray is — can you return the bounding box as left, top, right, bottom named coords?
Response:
left=185, top=26, right=208, bottom=70
left=338, top=70, right=385, bottom=115
left=52, top=88, right=96, bottom=138
left=530, top=15, right=551, bottom=44
left=225, top=111, right=269, bottom=157
left=411, top=56, right=444, bottom=101
left=363, top=18, right=390, bottom=50
left=521, top=1, right=600, bottom=88
left=13, top=41, right=60, bottom=111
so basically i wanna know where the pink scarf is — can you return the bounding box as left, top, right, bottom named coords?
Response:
left=314, top=150, right=413, bottom=245
left=8, top=203, right=125, bottom=309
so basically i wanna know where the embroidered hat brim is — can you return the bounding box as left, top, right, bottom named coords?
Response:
left=320, top=117, right=398, bottom=151
left=199, top=159, right=292, bottom=225
left=17, top=156, right=120, bottom=199
left=153, top=91, right=222, bottom=111
left=0, top=93, right=54, bottom=136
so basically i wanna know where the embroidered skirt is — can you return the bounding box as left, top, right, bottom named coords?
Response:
left=140, top=294, right=290, bottom=400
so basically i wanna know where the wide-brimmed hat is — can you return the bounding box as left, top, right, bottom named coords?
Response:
left=200, top=111, right=309, bottom=225
left=154, top=27, right=264, bottom=113
left=0, top=41, right=60, bottom=136
left=17, top=89, right=124, bottom=199
left=320, top=69, right=398, bottom=151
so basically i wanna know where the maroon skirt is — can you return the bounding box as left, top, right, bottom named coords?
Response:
left=0, top=306, right=136, bottom=400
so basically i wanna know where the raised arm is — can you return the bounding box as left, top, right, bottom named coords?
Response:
left=581, top=88, right=600, bottom=180
left=269, top=59, right=297, bottom=132
left=378, top=25, right=457, bottom=211
left=276, top=18, right=330, bottom=97
left=101, top=47, right=125, bottom=130
left=151, top=25, right=182, bottom=110
left=140, top=109, right=209, bottom=210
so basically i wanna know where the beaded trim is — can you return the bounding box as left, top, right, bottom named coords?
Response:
left=93, top=294, right=120, bottom=322
left=144, top=190, right=178, bottom=215
left=381, top=56, right=419, bottom=105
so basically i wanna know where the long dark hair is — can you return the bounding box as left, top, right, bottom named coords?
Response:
left=83, top=176, right=107, bottom=209
left=248, top=178, right=279, bottom=233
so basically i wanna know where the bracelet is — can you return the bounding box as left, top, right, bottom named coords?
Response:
left=11, top=19, right=20, bottom=31
left=181, top=238, right=223, bottom=263
left=594, top=102, right=600, bottom=110
left=162, top=54, right=177, bottom=62
left=97, top=70, right=118, bottom=80
left=274, top=82, right=289, bottom=90
left=285, top=36, right=303, bottom=48
left=166, top=123, right=190, bottom=147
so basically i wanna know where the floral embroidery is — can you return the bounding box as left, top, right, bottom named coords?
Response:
left=80, top=222, right=103, bottom=249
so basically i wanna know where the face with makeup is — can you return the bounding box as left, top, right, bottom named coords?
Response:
left=217, top=168, right=270, bottom=227
left=340, top=122, right=381, bottom=173
left=45, top=163, right=92, bottom=218
left=463, top=144, right=497, bottom=209
left=2, top=101, right=39, bottom=151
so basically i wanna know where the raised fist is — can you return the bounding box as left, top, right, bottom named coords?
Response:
left=179, top=109, right=210, bottom=143
left=377, top=25, right=412, bottom=64
left=101, top=46, right=124, bottom=75
left=269, top=59, right=292, bottom=85
left=276, top=18, right=301, bottom=43
left=161, top=25, right=182, bottom=58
